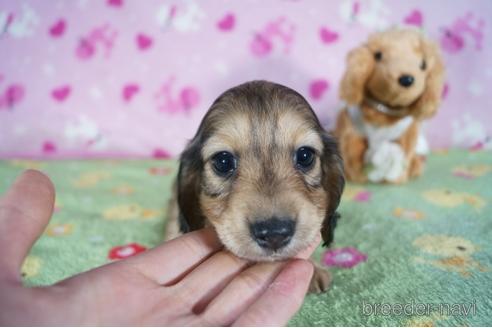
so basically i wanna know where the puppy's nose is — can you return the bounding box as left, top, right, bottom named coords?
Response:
left=398, top=75, right=414, bottom=88
left=250, top=217, right=295, bottom=251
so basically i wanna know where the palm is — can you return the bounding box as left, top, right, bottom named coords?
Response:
left=59, top=261, right=163, bottom=325
left=0, top=170, right=315, bottom=326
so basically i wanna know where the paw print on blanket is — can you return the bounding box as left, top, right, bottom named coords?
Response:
left=148, top=166, right=173, bottom=176
left=45, top=223, right=73, bottom=236
left=404, top=311, right=448, bottom=327
left=111, top=184, right=135, bottom=195
left=21, top=255, right=41, bottom=278
left=393, top=207, right=425, bottom=220
left=72, top=171, right=111, bottom=188
left=103, top=204, right=160, bottom=220
left=8, top=160, right=44, bottom=170
left=452, top=164, right=492, bottom=179
left=422, top=189, right=485, bottom=210
left=412, top=234, right=487, bottom=277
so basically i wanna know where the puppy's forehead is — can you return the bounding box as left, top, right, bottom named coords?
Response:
left=201, top=95, right=322, bottom=159
left=276, top=110, right=323, bottom=150
left=202, top=111, right=252, bottom=158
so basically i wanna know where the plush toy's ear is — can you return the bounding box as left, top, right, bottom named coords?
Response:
left=410, top=37, right=445, bottom=120
left=176, top=139, right=207, bottom=233
left=339, top=45, right=375, bottom=106
left=319, top=132, right=345, bottom=247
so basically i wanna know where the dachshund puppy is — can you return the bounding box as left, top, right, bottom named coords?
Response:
left=335, top=28, right=445, bottom=183
left=165, top=80, right=345, bottom=293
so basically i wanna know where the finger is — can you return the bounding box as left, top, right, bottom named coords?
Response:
left=0, top=170, right=55, bottom=281
left=200, top=261, right=286, bottom=326
left=194, top=233, right=321, bottom=325
left=126, top=228, right=223, bottom=285
left=175, top=251, right=250, bottom=314
left=170, top=232, right=320, bottom=318
left=233, top=259, right=313, bottom=326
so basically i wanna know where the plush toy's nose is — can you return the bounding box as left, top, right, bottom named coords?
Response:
left=250, top=217, right=295, bottom=251
left=398, top=75, right=414, bottom=88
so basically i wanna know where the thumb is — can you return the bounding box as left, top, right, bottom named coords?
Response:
left=0, top=170, right=55, bottom=282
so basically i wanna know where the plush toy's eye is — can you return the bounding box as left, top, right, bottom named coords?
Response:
left=420, top=59, right=427, bottom=71
left=374, top=51, right=382, bottom=61
left=212, top=151, right=237, bottom=176
left=295, top=147, right=315, bottom=170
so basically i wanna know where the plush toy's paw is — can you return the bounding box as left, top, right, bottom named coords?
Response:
left=409, top=155, right=425, bottom=178
left=308, top=264, right=332, bottom=294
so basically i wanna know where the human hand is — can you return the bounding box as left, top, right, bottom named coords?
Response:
left=0, top=170, right=317, bottom=326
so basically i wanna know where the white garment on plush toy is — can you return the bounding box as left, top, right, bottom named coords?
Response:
left=415, top=130, right=429, bottom=155
left=365, top=141, right=406, bottom=182
left=347, top=105, right=428, bottom=182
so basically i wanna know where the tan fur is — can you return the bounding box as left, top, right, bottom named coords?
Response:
left=164, top=182, right=182, bottom=241
left=165, top=81, right=345, bottom=293
left=335, top=28, right=445, bottom=183
left=308, top=262, right=333, bottom=293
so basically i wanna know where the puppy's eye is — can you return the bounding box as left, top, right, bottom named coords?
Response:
left=420, top=59, right=427, bottom=71
left=211, top=151, right=237, bottom=176
left=374, top=51, right=382, bottom=61
left=295, top=147, right=315, bottom=170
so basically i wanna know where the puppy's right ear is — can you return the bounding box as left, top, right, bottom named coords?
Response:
left=339, top=46, right=375, bottom=106
left=320, top=132, right=345, bottom=247
left=176, top=139, right=206, bottom=232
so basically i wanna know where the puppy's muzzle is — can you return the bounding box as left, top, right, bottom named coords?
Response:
left=250, top=217, right=296, bottom=251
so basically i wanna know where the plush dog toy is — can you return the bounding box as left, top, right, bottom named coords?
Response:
left=335, top=28, right=445, bottom=183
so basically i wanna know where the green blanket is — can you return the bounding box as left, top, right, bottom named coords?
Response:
left=1, top=150, right=491, bottom=326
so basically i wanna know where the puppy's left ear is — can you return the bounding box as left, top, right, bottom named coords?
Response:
left=320, top=132, right=345, bottom=247
left=411, top=37, right=446, bottom=120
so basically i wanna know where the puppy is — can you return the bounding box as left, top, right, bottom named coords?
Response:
left=335, top=28, right=445, bottom=183
left=165, top=80, right=345, bottom=293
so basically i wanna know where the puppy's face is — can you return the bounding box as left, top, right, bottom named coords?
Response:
left=366, top=29, right=429, bottom=107
left=177, top=81, right=344, bottom=261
